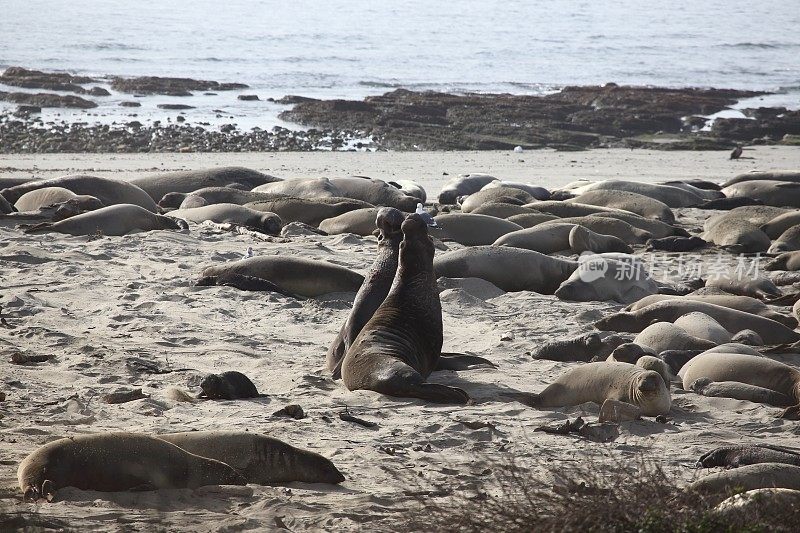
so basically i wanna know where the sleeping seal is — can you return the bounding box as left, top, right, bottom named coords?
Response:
left=437, top=174, right=498, bottom=204
left=169, top=203, right=282, bottom=235
left=22, top=204, right=186, bottom=236
left=131, top=166, right=281, bottom=201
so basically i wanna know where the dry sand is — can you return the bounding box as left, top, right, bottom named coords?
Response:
left=2, top=147, right=800, bottom=531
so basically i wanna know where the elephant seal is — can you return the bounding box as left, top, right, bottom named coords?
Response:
left=596, top=300, right=800, bottom=344
left=244, top=197, right=372, bottom=226
left=567, top=190, right=675, bottom=223
left=679, top=352, right=800, bottom=415
left=632, top=322, right=717, bottom=354
left=661, top=178, right=721, bottom=191
left=761, top=211, right=800, bottom=239
left=157, top=431, right=344, bottom=484
left=636, top=355, right=675, bottom=385
left=431, top=213, right=523, bottom=246
left=529, top=332, right=629, bottom=362
left=542, top=215, right=650, bottom=244
left=698, top=444, right=800, bottom=469
left=434, top=246, right=578, bottom=293
left=625, top=293, right=796, bottom=328
left=319, top=207, right=385, bottom=236
left=765, top=251, right=800, bottom=271
left=1, top=174, right=157, bottom=212
left=523, top=200, right=631, bottom=218
left=769, top=225, right=800, bottom=254
left=388, top=179, right=426, bottom=203
left=722, top=170, right=800, bottom=188
left=705, top=271, right=781, bottom=300
left=606, top=342, right=655, bottom=364
left=646, top=235, right=707, bottom=252
left=589, top=211, right=689, bottom=238
left=705, top=205, right=791, bottom=232
left=22, top=204, right=186, bottom=236
left=568, top=225, right=633, bottom=254
left=555, top=255, right=659, bottom=304
left=253, top=178, right=341, bottom=198
left=195, top=272, right=299, bottom=297
left=130, top=167, right=280, bottom=201
left=170, top=204, right=282, bottom=235
left=481, top=180, right=550, bottom=200
left=505, top=212, right=560, bottom=227
left=722, top=180, right=800, bottom=208
left=438, top=173, right=498, bottom=204
left=566, top=179, right=704, bottom=207
left=200, top=371, right=262, bottom=400
left=460, top=186, right=534, bottom=213
left=201, top=256, right=364, bottom=297
left=702, top=218, right=771, bottom=253
left=713, top=488, right=800, bottom=519
left=493, top=223, right=576, bottom=254
left=14, top=187, right=99, bottom=212
left=470, top=202, right=543, bottom=219
left=731, top=329, right=764, bottom=346
left=159, top=187, right=288, bottom=210
left=510, top=362, right=671, bottom=416
left=687, top=463, right=800, bottom=505
left=18, top=433, right=244, bottom=501
left=699, top=197, right=764, bottom=210
left=329, top=177, right=418, bottom=211
left=341, top=213, right=470, bottom=403
left=673, top=312, right=732, bottom=344
left=327, top=208, right=404, bottom=378
left=0, top=194, right=13, bottom=214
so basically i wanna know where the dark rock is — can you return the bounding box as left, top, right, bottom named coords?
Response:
left=15, top=105, right=41, bottom=115
left=0, top=91, right=97, bottom=109
left=87, top=87, right=111, bottom=96
left=119, top=101, right=141, bottom=107
left=157, top=104, right=195, bottom=110
left=711, top=109, right=800, bottom=141
left=238, top=94, right=260, bottom=101
left=274, top=95, right=320, bottom=104
left=0, top=66, right=96, bottom=94
left=110, top=76, right=248, bottom=96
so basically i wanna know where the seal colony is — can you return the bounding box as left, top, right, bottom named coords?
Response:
left=8, top=160, right=800, bottom=528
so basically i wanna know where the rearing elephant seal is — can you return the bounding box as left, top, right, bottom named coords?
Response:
left=18, top=432, right=245, bottom=501
left=510, top=362, right=671, bottom=416
left=341, top=214, right=469, bottom=404
left=22, top=204, right=186, bottom=236
left=157, top=431, right=345, bottom=484
left=327, top=208, right=405, bottom=378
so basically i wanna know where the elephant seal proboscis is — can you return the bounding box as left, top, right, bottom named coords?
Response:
left=698, top=444, right=800, bottom=469
left=158, top=431, right=345, bottom=484
left=131, top=166, right=281, bottom=201
left=22, top=204, right=187, bottom=236
left=200, top=256, right=364, bottom=297
left=170, top=203, right=282, bottom=235
left=687, top=463, right=800, bottom=505
left=679, top=351, right=800, bottom=415
left=510, top=362, right=671, bottom=416
left=2, top=174, right=158, bottom=212
left=18, top=432, right=244, bottom=501
left=596, top=299, right=800, bottom=344
left=437, top=173, right=498, bottom=204
left=200, top=371, right=263, bottom=400
left=327, top=208, right=405, bottom=378
left=433, top=246, right=578, bottom=293
left=341, top=214, right=470, bottom=404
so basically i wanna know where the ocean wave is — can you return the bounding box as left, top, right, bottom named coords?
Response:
left=716, top=42, right=799, bottom=49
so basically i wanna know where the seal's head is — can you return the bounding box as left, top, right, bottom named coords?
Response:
left=780, top=404, right=800, bottom=420
left=258, top=213, right=283, bottom=236
left=199, top=374, right=224, bottom=399
left=375, top=207, right=404, bottom=240
left=595, top=312, right=643, bottom=332
left=158, top=192, right=189, bottom=209
left=610, top=342, right=649, bottom=364
left=288, top=446, right=346, bottom=484
left=438, top=189, right=458, bottom=205
left=398, top=213, right=434, bottom=275
left=630, top=369, right=671, bottom=416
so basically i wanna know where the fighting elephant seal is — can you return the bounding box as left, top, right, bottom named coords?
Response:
left=510, top=362, right=671, bottom=416
left=568, top=225, right=633, bottom=254
left=341, top=213, right=470, bottom=403
left=765, top=251, right=800, bottom=271
left=460, top=186, right=535, bottom=213
left=722, top=180, right=800, bottom=208
left=434, top=246, right=578, bottom=293
left=431, top=213, right=523, bottom=246
left=327, top=208, right=404, bottom=377
left=438, top=173, right=498, bottom=204
left=679, top=351, right=800, bottom=416
left=1, top=174, right=158, bottom=212
left=568, top=190, right=675, bottom=223
left=200, top=371, right=263, bottom=400
left=555, top=255, right=659, bottom=304
left=319, top=208, right=385, bottom=236
left=157, top=431, right=345, bottom=484
left=702, top=218, right=771, bottom=253
left=596, top=299, right=800, bottom=344
left=159, top=187, right=287, bottom=210
left=244, top=197, right=372, bottom=226
left=565, top=180, right=704, bottom=207
left=253, top=178, right=341, bottom=198
left=22, top=204, right=186, bottom=236
left=723, top=170, right=800, bottom=188
left=329, top=177, right=418, bottom=211
left=632, top=322, right=717, bottom=354
left=170, top=203, right=282, bottom=235
left=201, top=256, right=364, bottom=298
left=18, top=433, right=244, bottom=501
left=130, top=167, right=281, bottom=201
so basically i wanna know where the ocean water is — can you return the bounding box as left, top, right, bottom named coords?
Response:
left=1, top=0, right=799, bottom=130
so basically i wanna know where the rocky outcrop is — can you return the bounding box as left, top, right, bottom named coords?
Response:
left=110, top=76, right=249, bottom=96
left=0, top=66, right=97, bottom=94
left=0, top=91, right=97, bottom=109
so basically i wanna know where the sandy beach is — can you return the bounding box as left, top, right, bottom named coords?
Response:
left=3, top=147, right=800, bottom=531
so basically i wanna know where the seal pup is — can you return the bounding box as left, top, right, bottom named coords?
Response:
left=471, top=202, right=544, bottom=219
left=509, top=362, right=671, bottom=416
left=632, top=322, right=717, bottom=354
left=159, top=187, right=288, bottom=210
left=567, top=224, right=633, bottom=254
left=698, top=197, right=763, bottom=210
left=705, top=271, right=781, bottom=300
left=555, top=255, right=659, bottom=304
left=564, top=179, right=704, bottom=207
left=195, top=272, right=299, bottom=297
left=761, top=211, right=800, bottom=239
left=529, top=332, right=629, bottom=362
left=341, top=213, right=470, bottom=404
left=437, top=173, right=498, bottom=204
left=702, top=218, right=771, bottom=253
left=199, top=371, right=263, bottom=400
left=645, top=236, right=706, bottom=252
left=22, top=204, right=186, bottom=236
left=481, top=180, right=550, bottom=200
left=2, top=175, right=157, bottom=212
left=18, top=432, right=244, bottom=501
left=158, top=431, right=345, bottom=484
left=699, top=444, right=800, bottom=469
left=327, top=208, right=405, bottom=378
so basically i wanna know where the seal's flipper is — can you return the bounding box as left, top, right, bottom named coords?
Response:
left=503, top=391, right=541, bottom=407
left=20, top=222, right=55, bottom=234
left=402, top=383, right=470, bottom=404
left=436, top=353, right=497, bottom=371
